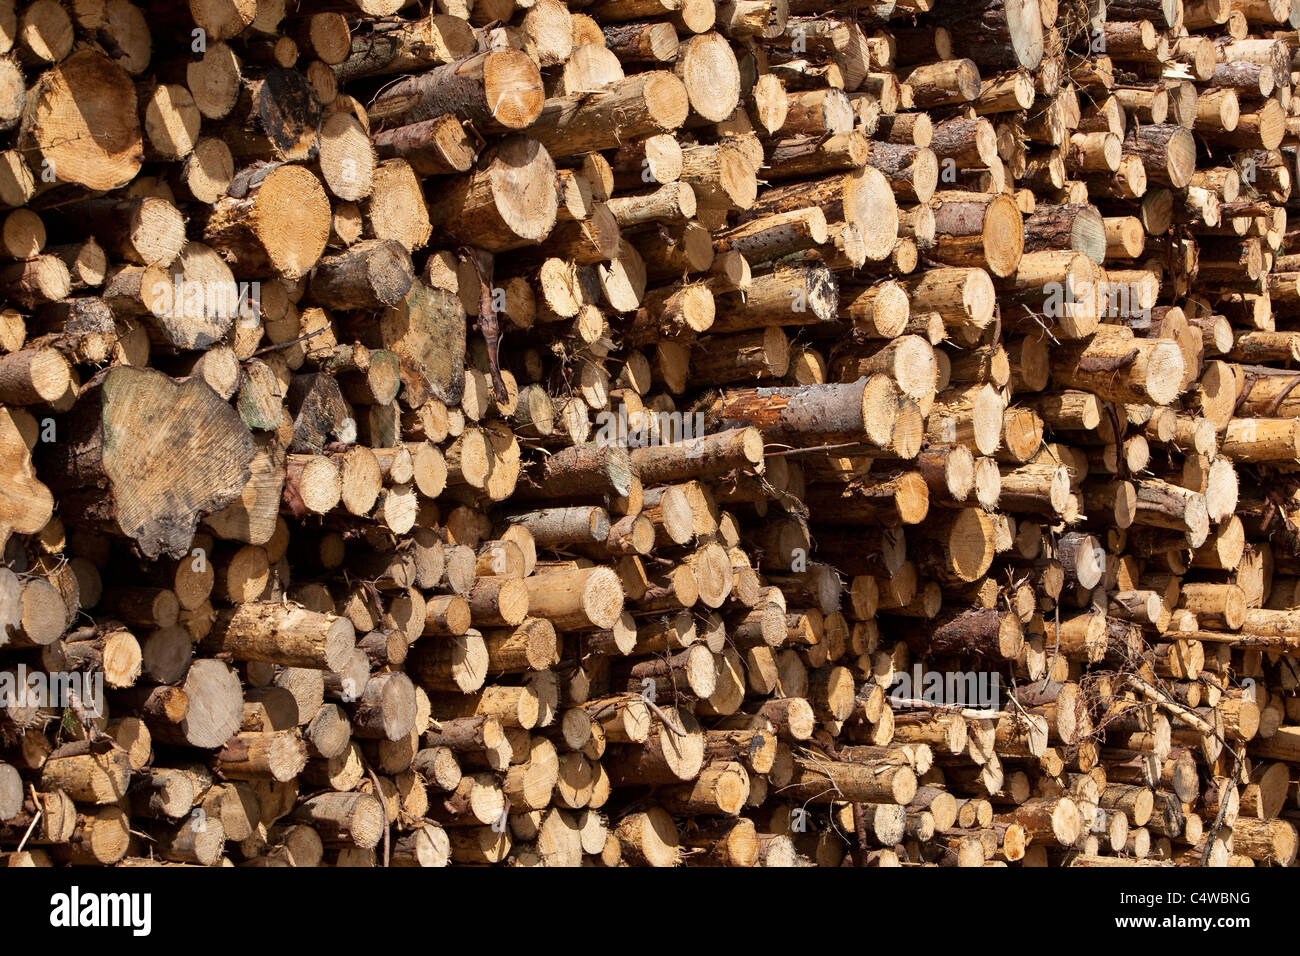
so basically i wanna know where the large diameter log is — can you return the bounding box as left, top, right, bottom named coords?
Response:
left=606, top=707, right=705, bottom=785
left=503, top=506, right=609, bottom=550
left=899, top=266, right=996, bottom=331
left=43, top=366, right=255, bottom=559
left=367, top=50, right=544, bottom=131
left=1133, top=479, right=1210, bottom=546
left=347, top=672, right=417, bottom=741
left=381, top=282, right=466, bottom=409
left=659, top=761, right=749, bottom=815
left=830, top=336, right=939, bottom=404
left=702, top=377, right=899, bottom=448
left=742, top=167, right=898, bottom=261
left=0, top=256, right=71, bottom=309
left=204, top=602, right=355, bottom=672
left=514, top=443, right=633, bottom=500
left=147, top=659, right=243, bottom=749
left=72, top=197, right=186, bottom=268
left=803, top=472, right=930, bottom=526
left=1023, top=203, right=1107, bottom=264
left=998, top=251, right=1102, bottom=339
left=675, top=32, right=740, bottom=122
left=840, top=280, right=911, bottom=338
left=910, top=507, right=996, bottom=583
left=1221, top=418, right=1300, bottom=463
left=689, top=326, right=790, bottom=385
left=710, top=263, right=838, bottom=333
left=292, top=792, right=385, bottom=850
left=481, top=618, right=558, bottom=672
left=425, top=136, right=558, bottom=252
left=1008, top=797, right=1081, bottom=845
left=616, top=808, right=679, bottom=867
left=19, top=50, right=142, bottom=191
left=40, top=749, right=132, bottom=805
left=209, top=68, right=323, bottom=163
left=407, top=631, right=488, bottom=694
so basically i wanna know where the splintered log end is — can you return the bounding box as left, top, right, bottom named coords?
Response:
left=0, top=406, right=53, bottom=549
left=19, top=50, right=143, bottom=191
left=57, top=366, right=256, bottom=559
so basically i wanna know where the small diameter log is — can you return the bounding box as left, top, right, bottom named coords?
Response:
left=310, top=240, right=414, bottom=310
left=373, top=114, right=476, bottom=177
left=523, top=567, right=624, bottom=631
left=368, top=50, right=544, bottom=131
left=216, top=731, right=309, bottom=782
left=529, top=72, right=690, bottom=158
left=906, top=607, right=1023, bottom=661
left=703, top=377, right=899, bottom=448
left=928, top=192, right=1024, bottom=278
left=334, top=14, right=477, bottom=82
left=785, top=758, right=918, bottom=805
left=865, top=142, right=939, bottom=204
left=292, top=792, right=386, bottom=849
left=904, top=59, right=981, bottom=107
left=503, top=506, right=611, bottom=549
left=629, top=427, right=765, bottom=484
left=425, top=136, right=558, bottom=252
left=204, top=602, right=355, bottom=672
left=202, top=163, right=331, bottom=279
left=714, top=208, right=829, bottom=263
left=1122, top=124, right=1197, bottom=188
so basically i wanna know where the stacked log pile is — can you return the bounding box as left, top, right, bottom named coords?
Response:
left=3, top=0, right=1300, bottom=868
